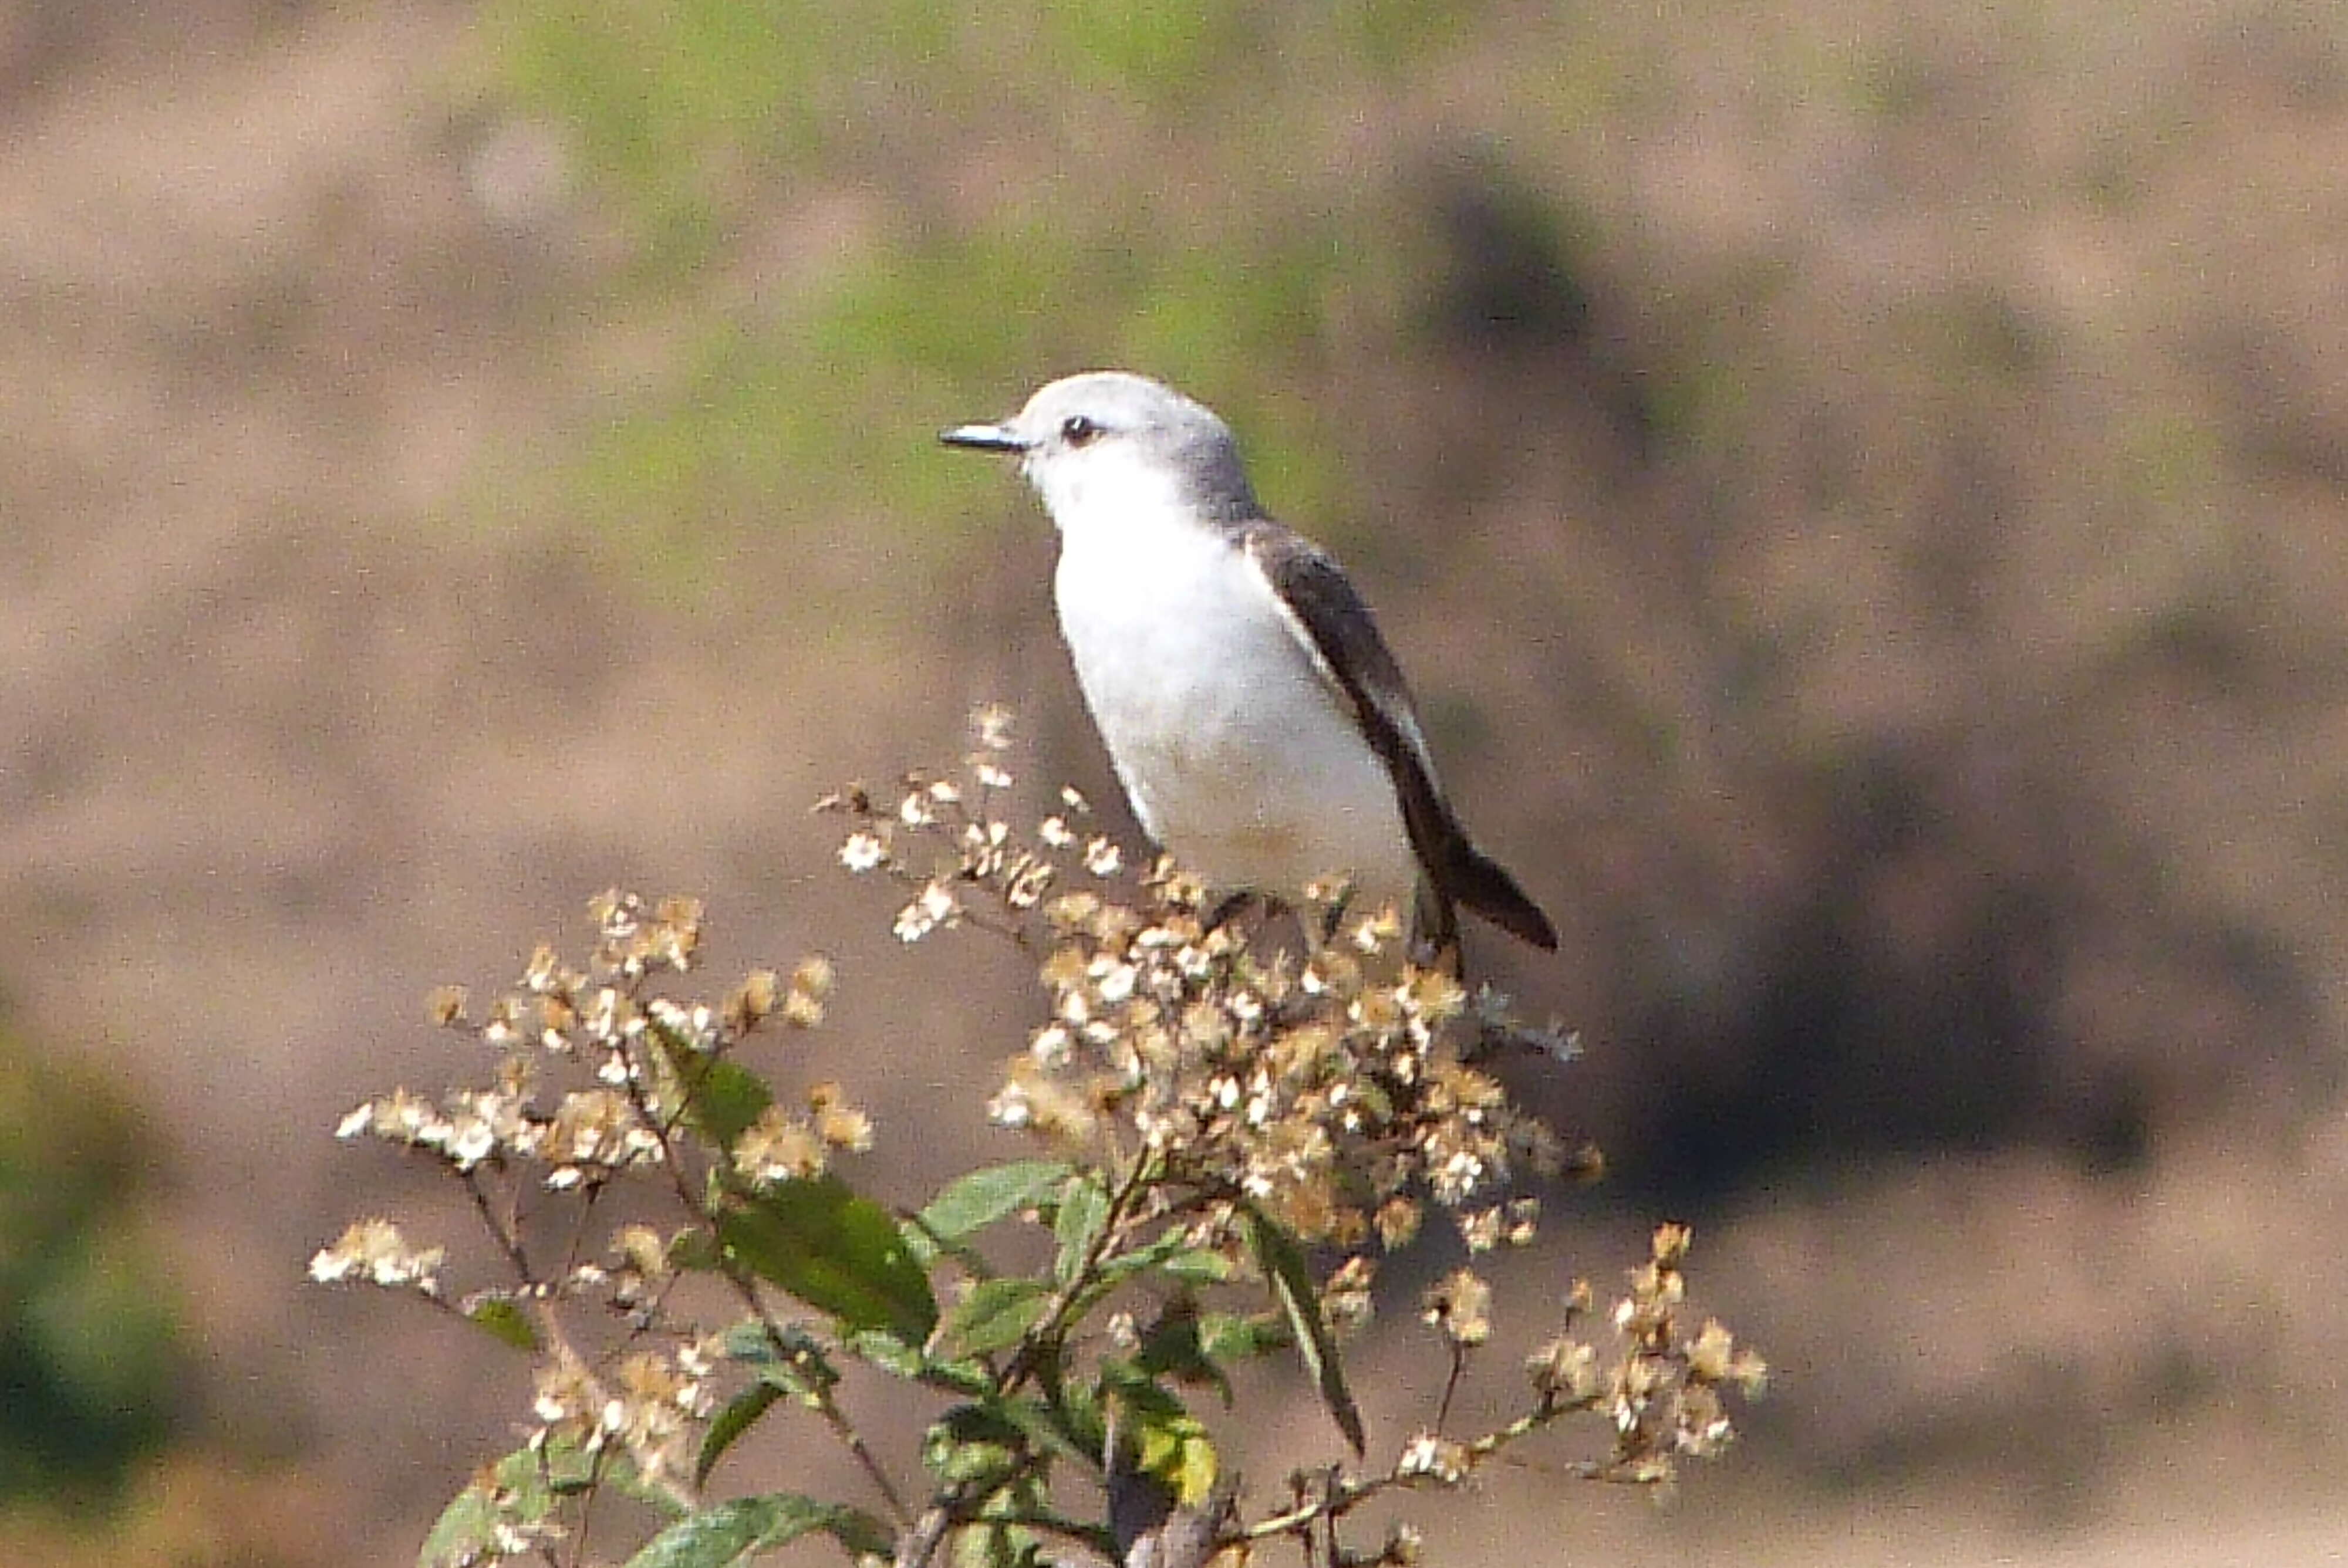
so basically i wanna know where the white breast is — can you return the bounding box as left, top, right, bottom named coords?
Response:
left=1043, top=459, right=1418, bottom=911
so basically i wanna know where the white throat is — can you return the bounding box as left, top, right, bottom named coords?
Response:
left=1023, top=444, right=1196, bottom=546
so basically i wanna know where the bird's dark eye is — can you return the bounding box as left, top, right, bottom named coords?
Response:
left=1060, top=414, right=1102, bottom=447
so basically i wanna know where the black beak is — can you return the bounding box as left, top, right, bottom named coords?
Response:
left=940, top=421, right=1030, bottom=453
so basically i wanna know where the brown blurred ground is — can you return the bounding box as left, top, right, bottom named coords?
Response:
left=4, top=2, right=2347, bottom=1563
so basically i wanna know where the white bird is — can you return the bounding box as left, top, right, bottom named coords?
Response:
left=944, top=371, right=1556, bottom=969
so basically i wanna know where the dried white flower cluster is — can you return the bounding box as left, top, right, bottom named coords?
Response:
left=309, top=1216, right=444, bottom=1293
left=824, top=736, right=1563, bottom=1339
left=312, top=891, right=861, bottom=1522
left=993, top=882, right=1564, bottom=1271
left=1305, top=1224, right=1768, bottom=1514
left=327, top=896, right=843, bottom=1196
left=529, top=1335, right=722, bottom=1491
left=315, top=710, right=1766, bottom=1568
left=818, top=709, right=1131, bottom=951
left=1519, top=1225, right=1769, bottom=1482
left=821, top=709, right=1765, bottom=1499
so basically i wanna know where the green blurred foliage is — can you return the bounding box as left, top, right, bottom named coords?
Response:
left=468, top=0, right=1539, bottom=594
left=0, top=1033, right=183, bottom=1503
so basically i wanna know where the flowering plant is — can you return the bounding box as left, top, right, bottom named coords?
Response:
left=315, top=711, right=1762, bottom=1568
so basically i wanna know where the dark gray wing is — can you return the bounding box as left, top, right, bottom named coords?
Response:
left=1240, top=521, right=1558, bottom=954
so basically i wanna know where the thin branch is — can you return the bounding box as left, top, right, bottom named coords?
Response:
left=892, top=1505, right=953, bottom=1568
left=801, top=1357, right=913, bottom=1526
left=558, top=1177, right=602, bottom=1284
left=964, top=1508, right=1119, bottom=1559
left=995, top=1148, right=1162, bottom=1400
left=1237, top=1474, right=1392, bottom=1544
left=1233, top=1391, right=1615, bottom=1550
left=464, top=1166, right=532, bottom=1283
left=1435, top=1344, right=1466, bottom=1432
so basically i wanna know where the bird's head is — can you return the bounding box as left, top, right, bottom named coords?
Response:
left=942, top=371, right=1261, bottom=530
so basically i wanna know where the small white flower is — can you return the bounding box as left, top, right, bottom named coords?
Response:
left=972, top=704, right=1014, bottom=751
left=987, top=1083, right=1034, bottom=1128
left=1396, top=1431, right=1467, bottom=1483
left=446, top=1113, right=496, bottom=1169
left=1093, top=961, right=1136, bottom=1004
left=1030, top=1023, right=1072, bottom=1066
left=893, top=881, right=958, bottom=942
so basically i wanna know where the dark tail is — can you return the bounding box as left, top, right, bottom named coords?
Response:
left=1443, top=842, right=1558, bottom=951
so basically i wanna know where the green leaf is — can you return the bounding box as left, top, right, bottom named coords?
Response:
left=957, top=1518, right=1044, bottom=1568
left=1133, top=1297, right=1231, bottom=1405
left=1053, top=1175, right=1111, bottom=1285
left=419, top=1441, right=594, bottom=1567
left=983, top=1391, right=1101, bottom=1471
left=841, top=1324, right=928, bottom=1378
left=668, top=1226, right=726, bottom=1273
left=1047, top=1371, right=1109, bottom=1465
left=720, top=1176, right=938, bottom=1340
left=695, top=1381, right=782, bottom=1488
left=718, top=1319, right=775, bottom=1359
left=460, top=1293, right=539, bottom=1351
left=416, top=1460, right=528, bottom=1568
left=610, top=1465, right=690, bottom=1520
left=719, top=1318, right=842, bottom=1398
left=1156, top=1247, right=1242, bottom=1285
left=677, top=1058, right=774, bottom=1151
left=832, top=1326, right=996, bottom=1396
left=923, top=1405, right=1025, bottom=1490
left=1092, top=1229, right=1238, bottom=1289
left=539, top=1437, right=603, bottom=1495
left=914, top=1160, right=1074, bottom=1253
left=1089, top=1221, right=1212, bottom=1286
left=956, top=1475, right=1054, bottom=1568
left=828, top=1325, right=992, bottom=1397
left=1246, top=1207, right=1364, bottom=1455
left=622, top=1493, right=892, bottom=1567
left=933, top=1277, right=1052, bottom=1362
left=1198, top=1310, right=1290, bottom=1364
left=1098, top=1370, right=1219, bottom=1510
left=1134, top=1410, right=1219, bottom=1509
left=644, top=1023, right=772, bottom=1153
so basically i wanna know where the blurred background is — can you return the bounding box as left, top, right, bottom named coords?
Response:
left=4, top=0, right=2347, bottom=1562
